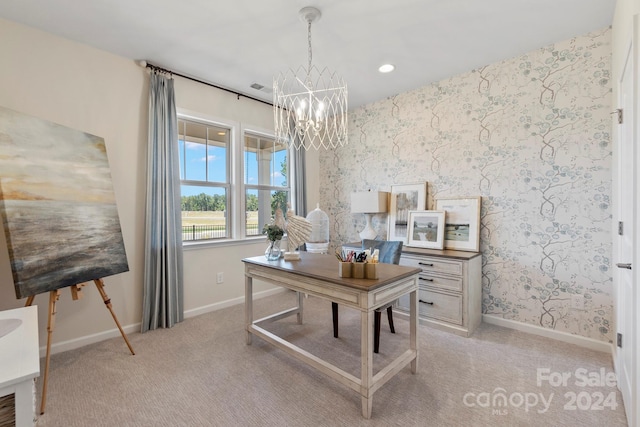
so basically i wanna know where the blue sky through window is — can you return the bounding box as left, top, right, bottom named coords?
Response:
left=179, top=139, right=287, bottom=197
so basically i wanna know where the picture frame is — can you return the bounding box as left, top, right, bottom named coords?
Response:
left=434, top=196, right=481, bottom=252
left=388, top=182, right=427, bottom=243
left=407, top=210, right=445, bottom=249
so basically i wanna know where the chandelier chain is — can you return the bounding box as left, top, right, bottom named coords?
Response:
left=307, top=20, right=313, bottom=82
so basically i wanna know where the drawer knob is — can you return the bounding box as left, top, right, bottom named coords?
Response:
left=420, top=278, right=434, bottom=282
left=419, top=299, right=434, bottom=305
left=418, top=262, right=434, bottom=267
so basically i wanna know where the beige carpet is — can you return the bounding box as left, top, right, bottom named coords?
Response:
left=34, top=291, right=627, bottom=426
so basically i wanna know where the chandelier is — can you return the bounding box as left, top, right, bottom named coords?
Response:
left=273, top=6, right=348, bottom=151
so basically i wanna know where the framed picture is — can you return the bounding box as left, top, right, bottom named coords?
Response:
left=388, top=182, right=427, bottom=243
left=407, top=210, right=445, bottom=249
left=434, top=196, right=481, bottom=252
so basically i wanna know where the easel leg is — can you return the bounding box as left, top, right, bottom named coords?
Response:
left=22, top=281, right=134, bottom=415
left=24, top=295, right=35, bottom=307
left=40, top=290, right=60, bottom=415
left=93, top=279, right=135, bottom=355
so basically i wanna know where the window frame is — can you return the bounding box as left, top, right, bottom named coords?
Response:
left=242, top=126, right=291, bottom=239
left=177, top=109, right=294, bottom=248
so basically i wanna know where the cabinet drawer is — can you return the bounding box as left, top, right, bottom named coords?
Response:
left=401, top=255, right=463, bottom=276
left=418, top=273, right=463, bottom=292
left=398, top=288, right=462, bottom=325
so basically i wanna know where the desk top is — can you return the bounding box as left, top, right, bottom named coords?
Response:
left=344, top=242, right=481, bottom=260
left=0, top=306, right=40, bottom=390
left=243, top=252, right=420, bottom=292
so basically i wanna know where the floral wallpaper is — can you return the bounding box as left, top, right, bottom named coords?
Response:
left=319, top=28, right=612, bottom=342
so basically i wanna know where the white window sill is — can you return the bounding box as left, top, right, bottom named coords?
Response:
left=182, top=236, right=286, bottom=251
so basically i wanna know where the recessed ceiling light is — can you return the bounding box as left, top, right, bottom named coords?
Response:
left=378, top=64, right=395, bottom=73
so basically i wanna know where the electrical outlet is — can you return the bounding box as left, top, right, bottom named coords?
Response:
left=570, top=294, right=584, bottom=310
left=216, top=272, right=224, bottom=284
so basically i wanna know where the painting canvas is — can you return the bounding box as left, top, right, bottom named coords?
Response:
left=407, top=210, right=445, bottom=249
left=0, top=107, right=129, bottom=299
left=388, top=182, right=427, bottom=243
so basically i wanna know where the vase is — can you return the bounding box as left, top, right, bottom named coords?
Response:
left=265, top=239, right=282, bottom=260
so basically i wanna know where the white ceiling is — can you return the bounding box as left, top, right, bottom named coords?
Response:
left=0, top=0, right=615, bottom=110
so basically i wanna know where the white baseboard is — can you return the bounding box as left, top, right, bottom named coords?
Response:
left=43, top=322, right=141, bottom=358
left=483, top=314, right=615, bottom=354
left=44, top=287, right=287, bottom=357
left=183, top=287, right=285, bottom=318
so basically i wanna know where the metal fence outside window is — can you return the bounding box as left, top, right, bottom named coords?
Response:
left=182, top=224, right=259, bottom=241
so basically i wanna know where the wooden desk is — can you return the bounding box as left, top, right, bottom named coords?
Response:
left=243, top=252, right=420, bottom=419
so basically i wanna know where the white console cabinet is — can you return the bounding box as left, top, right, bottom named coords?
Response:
left=397, top=247, right=482, bottom=337
left=343, top=243, right=482, bottom=337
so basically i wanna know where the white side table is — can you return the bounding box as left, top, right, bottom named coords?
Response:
left=0, top=306, right=40, bottom=427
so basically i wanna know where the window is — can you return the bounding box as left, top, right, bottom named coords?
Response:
left=244, top=132, right=289, bottom=237
left=178, top=118, right=230, bottom=241
left=178, top=114, right=291, bottom=243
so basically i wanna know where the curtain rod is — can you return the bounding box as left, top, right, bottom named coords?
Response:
left=141, top=61, right=272, bottom=107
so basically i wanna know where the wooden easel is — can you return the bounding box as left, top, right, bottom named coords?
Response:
left=24, top=278, right=135, bottom=415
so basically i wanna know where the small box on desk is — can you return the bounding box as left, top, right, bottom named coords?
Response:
left=365, top=263, right=378, bottom=279
left=352, top=263, right=365, bottom=278
left=338, top=262, right=352, bottom=277
left=338, top=262, right=377, bottom=279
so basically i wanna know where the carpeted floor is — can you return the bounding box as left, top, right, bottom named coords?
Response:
left=34, top=291, right=627, bottom=426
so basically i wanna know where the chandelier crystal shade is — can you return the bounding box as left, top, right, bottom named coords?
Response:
left=273, top=7, right=348, bottom=151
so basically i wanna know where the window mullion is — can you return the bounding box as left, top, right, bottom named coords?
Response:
left=232, top=125, right=243, bottom=239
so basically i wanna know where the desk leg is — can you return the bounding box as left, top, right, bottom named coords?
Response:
left=245, top=274, right=253, bottom=345
left=360, top=309, right=374, bottom=419
left=296, top=291, right=304, bottom=324
left=410, top=286, right=418, bottom=374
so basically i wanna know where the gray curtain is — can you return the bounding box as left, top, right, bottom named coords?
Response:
left=293, top=147, right=307, bottom=217
left=141, top=70, right=184, bottom=332
left=291, top=114, right=307, bottom=217
left=291, top=121, right=308, bottom=252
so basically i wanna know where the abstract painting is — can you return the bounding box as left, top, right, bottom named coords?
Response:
left=0, top=107, right=129, bottom=299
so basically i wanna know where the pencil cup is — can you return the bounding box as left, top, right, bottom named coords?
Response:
left=352, top=263, right=365, bottom=279
left=338, top=262, right=352, bottom=278
left=365, top=263, right=378, bottom=279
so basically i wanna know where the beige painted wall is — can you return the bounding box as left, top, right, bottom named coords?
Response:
left=0, top=18, right=276, bottom=350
